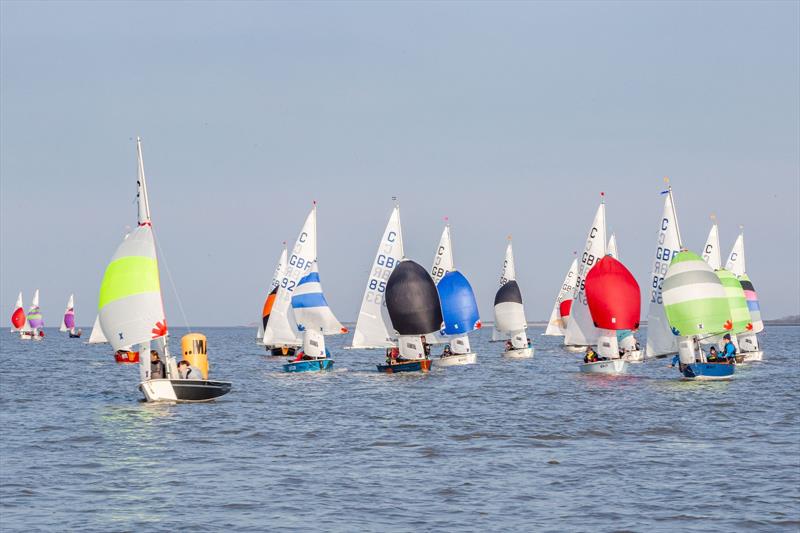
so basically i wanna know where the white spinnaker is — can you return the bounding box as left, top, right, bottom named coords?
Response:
left=493, top=239, right=520, bottom=341
left=702, top=223, right=721, bottom=271
left=256, top=245, right=288, bottom=340
left=263, top=206, right=316, bottom=346
left=88, top=315, right=108, bottom=344
left=607, top=233, right=618, bottom=259
left=725, top=232, right=746, bottom=277
left=644, top=188, right=683, bottom=358
left=98, top=226, right=166, bottom=352
left=351, top=206, right=404, bottom=348
left=544, top=258, right=578, bottom=336
left=495, top=302, right=526, bottom=334
left=60, top=294, right=74, bottom=332
left=430, top=224, right=454, bottom=285
left=564, top=202, right=606, bottom=346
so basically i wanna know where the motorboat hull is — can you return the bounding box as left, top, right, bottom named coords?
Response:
left=680, top=362, right=735, bottom=380
left=282, top=358, right=334, bottom=373
left=435, top=352, right=477, bottom=367
left=139, top=379, right=232, bottom=402
left=377, top=359, right=431, bottom=374
left=580, top=359, right=628, bottom=375
left=502, top=347, right=534, bottom=359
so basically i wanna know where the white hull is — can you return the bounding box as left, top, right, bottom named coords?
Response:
left=580, top=359, right=628, bottom=375
left=139, top=378, right=232, bottom=403
left=622, top=350, right=643, bottom=363
left=502, top=347, right=534, bottom=359
left=435, top=352, right=477, bottom=367
left=740, top=350, right=764, bottom=363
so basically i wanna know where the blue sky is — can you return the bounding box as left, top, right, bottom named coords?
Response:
left=1, top=1, right=798, bottom=326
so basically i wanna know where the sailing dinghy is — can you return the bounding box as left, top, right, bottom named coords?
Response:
left=60, top=294, right=81, bottom=338
left=349, top=204, right=405, bottom=350
left=10, top=292, right=25, bottom=333
left=378, top=259, right=442, bottom=373
left=493, top=238, right=532, bottom=358
left=99, top=138, right=231, bottom=401
left=663, top=251, right=735, bottom=380
left=24, top=289, right=44, bottom=341
left=431, top=221, right=480, bottom=366
left=601, top=235, right=642, bottom=362
left=258, top=243, right=298, bottom=356
left=544, top=254, right=578, bottom=337
left=581, top=256, right=640, bottom=374
left=725, top=230, right=764, bottom=362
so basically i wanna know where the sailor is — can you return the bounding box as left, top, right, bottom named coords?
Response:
left=583, top=347, right=598, bottom=363
left=707, top=346, right=720, bottom=362
left=150, top=351, right=165, bottom=379
left=505, top=340, right=513, bottom=351
left=721, top=334, right=737, bottom=363
left=442, top=344, right=452, bottom=356
left=177, top=360, right=203, bottom=379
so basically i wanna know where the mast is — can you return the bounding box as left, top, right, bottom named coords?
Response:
left=136, top=137, right=152, bottom=226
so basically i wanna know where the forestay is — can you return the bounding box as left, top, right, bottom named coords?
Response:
left=644, top=187, right=683, bottom=359
left=351, top=206, right=404, bottom=348
left=564, top=201, right=606, bottom=347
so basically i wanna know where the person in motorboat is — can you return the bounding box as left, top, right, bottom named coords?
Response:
left=721, top=334, right=737, bottom=363
left=150, top=351, right=165, bottom=379
left=177, top=360, right=203, bottom=379
left=583, top=347, right=599, bottom=363
left=442, top=344, right=452, bottom=357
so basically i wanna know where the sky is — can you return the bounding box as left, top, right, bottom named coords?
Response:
left=1, top=0, right=798, bottom=327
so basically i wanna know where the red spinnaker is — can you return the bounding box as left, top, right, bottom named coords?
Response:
left=559, top=299, right=572, bottom=319
left=11, top=308, right=25, bottom=329
left=585, top=256, right=640, bottom=330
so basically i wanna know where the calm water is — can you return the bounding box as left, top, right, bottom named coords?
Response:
left=1, top=326, right=798, bottom=532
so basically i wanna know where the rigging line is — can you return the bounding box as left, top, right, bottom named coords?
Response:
left=151, top=226, right=192, bottom=334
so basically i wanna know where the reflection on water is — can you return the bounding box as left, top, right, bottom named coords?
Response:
left=1, top=326, right=798, bottom=531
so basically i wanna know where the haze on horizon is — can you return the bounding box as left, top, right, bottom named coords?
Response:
left=1, top=1, right=798, bottom=328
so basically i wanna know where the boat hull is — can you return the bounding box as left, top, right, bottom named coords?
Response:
left=282, top=359, right=334, bottom=373
left=681, top=362, right=735, bottom=380
left=563, top=345, right=589, bottom=353
left=622, top=350, right=643, bottom=363
left=738, top=351, right=763, bottom=363
left=377, top=359, right=431, bottom=374
left=580, top=359, right=628, bottom=375
left=502, top=347, right=534, bottom=359
left=435, top=352, right=477, bottom=367
left=139, top=379, right=232, bottom=402
left=115, top=351, right=140, bottom=364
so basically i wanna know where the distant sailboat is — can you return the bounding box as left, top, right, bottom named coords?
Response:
left=87, top=315, right=109, bottom=344
left=10, top=292, right=25, bottom=333
left=350, top=204, right=405, bottom=349
left=258, top=243, right=294, bottom=355
left=493, top=238, right=532, bottom=358
left=99, top=137, right=231, bottom=401
left=60, top=294, right=81, bottom=338
left=581, top=256, right=640, bottom=374
left=663, top=251, right=735, bottom=380
left=563, top=196, right=607, bottom=351
left=643, top=183, right=683, bottom=359
left=725, top=229, right=764, bottom=361
left=601, top=235, right=641, bottom=361
left=544, top=254, right=578, bottom=336
left=25, top=289, right=44, bottom=341
left=378, top=259, right=442, bottom=373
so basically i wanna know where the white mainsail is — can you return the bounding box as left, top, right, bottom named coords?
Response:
left=263, top=205, right=316, bottom=346
left=607, top=233, right=618, bottom=259
left=544, top=257, right=578, bottom=336
left=256, top=244, right=288, bottom=341
left=643, top=186, right=683, bottom=359
left=88, top=314, right=108, bottom=344
left=725, top=231, right=746, bottom=276
left=430, top=224, right=454, bottom=285
left=564, top=201, right=607, bottom=347
left=11, top=291, right=24, bottom=332
left=351, top=205, right=405, bottom=348
left=702, top=220, right=721, bottom=271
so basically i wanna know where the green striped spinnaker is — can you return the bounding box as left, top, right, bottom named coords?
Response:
left=662, top=250, right=731, bottom=337
left=715, top=268, right=751, bottom=334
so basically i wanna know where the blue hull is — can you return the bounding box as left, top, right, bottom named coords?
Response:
left=283, top=359, right=334, bottom=373
left=681, top=362, right=735, bottom=380
left=376, top=359, right=431, bottom=373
